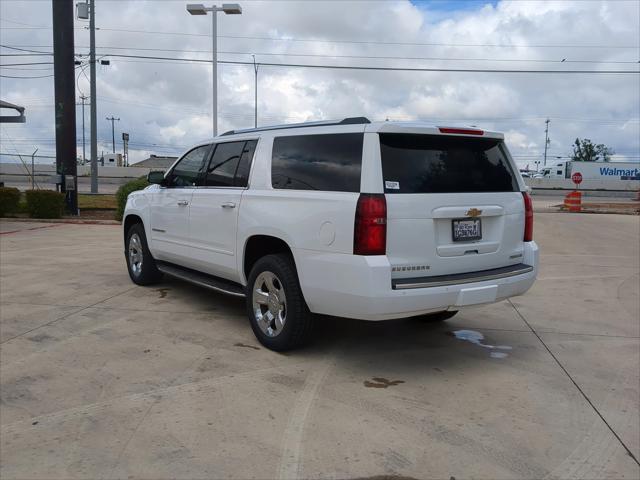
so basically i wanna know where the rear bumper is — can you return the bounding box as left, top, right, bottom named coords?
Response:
left=296, top=241, right=538, bottom=321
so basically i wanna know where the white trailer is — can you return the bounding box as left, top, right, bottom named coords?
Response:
left=536, top=161, right=639, bottom=181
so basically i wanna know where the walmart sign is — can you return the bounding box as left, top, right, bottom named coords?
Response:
left=599, top=166, right=640, bottom=180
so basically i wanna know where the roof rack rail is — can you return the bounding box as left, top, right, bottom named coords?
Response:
left=220, top=116, right=370, bottom=136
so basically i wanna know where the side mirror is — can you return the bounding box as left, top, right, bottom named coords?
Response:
left=147, top=170, right=165, bottom=185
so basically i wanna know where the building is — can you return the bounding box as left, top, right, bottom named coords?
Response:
left=131, top=154, right=177, bottom=170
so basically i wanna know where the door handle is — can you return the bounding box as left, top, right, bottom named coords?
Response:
left=221, top=202, right=236, bottom=209
left=177, top=200, right=189, bottom=206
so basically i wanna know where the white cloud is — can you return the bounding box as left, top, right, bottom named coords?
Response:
left=0, top=0, right=638, bottom=166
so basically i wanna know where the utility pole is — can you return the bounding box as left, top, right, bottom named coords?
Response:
left=106, top=116, right=120, bottom=153
left=122, top=132, right=129, bottom=166
left=52, top=0, right=78, bottom=214
left=31, top=147, right=38, bottom=189
left=79, top=94, right=88, bottom=164
left=543, top=118, right=550, bottom=167
left=89, top=0, right=98, bottom=193
left=252, top=54, right=258, bottom=128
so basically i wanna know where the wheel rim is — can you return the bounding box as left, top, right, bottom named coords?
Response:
left=128, top=233, right=143, bottom=276
left=252, top=271, right=287, bottom=338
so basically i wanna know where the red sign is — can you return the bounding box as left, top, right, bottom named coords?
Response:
left=571, top=172, right=583, bottom=185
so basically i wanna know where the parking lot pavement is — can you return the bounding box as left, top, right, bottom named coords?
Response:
left=1, top=214, right=638, bottom=480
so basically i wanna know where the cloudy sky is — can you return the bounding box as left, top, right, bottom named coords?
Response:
left=1, top=0, right=638, bottom=167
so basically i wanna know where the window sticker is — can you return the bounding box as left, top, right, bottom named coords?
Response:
left=385, top=180, right=400, bottom=190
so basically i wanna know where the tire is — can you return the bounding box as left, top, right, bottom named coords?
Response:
left=125, top=223, right=163, bottom=286
left=246, top=253, right=314, bottom=351
left=414, top=310, right=458, bottom=322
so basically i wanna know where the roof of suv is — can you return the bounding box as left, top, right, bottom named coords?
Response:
left=216, top=117, right=504, bottom=141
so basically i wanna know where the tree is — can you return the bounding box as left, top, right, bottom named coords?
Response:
left=571, top=138, right=614, bottom=162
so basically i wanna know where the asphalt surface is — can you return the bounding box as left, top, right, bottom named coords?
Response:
left=0, top=213, right=639, bottom=479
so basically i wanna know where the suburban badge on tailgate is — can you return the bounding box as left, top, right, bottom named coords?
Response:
left=465, top=208, right=483, bottom=218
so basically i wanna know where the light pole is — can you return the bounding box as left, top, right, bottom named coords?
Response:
left=186, top=3, right=242, bottom=137
left=252, top=54, right=258, bottom=128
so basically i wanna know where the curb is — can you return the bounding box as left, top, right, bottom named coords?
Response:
left=0, top=217, right=120, bottom=225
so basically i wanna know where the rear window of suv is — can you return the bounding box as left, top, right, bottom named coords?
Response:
left=271, top=133, right=363, bottom=192
left=380, top=133, right=518, bottom=194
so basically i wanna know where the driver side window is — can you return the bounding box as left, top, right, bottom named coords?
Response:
left=166, top=145, right=211, bottom=187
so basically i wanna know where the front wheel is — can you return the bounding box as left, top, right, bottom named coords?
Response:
left=246, top=254, right=314, bottom=351
left=125, top=223, right=162, bottom=285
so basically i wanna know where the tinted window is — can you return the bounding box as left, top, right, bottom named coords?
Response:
left=204, top=141, right=245, bottom=187
left=235, top=140, right=257, bottom=187
left=271, top=133, right=363, bottom=192
left=167, top=145, right=210, bottom=187
left=380, top=134, right=518, bottom=194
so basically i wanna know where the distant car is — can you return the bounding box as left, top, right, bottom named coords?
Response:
left=122, top=118, right=538, bottom=351
left=520, top=171, right=531, bottom=178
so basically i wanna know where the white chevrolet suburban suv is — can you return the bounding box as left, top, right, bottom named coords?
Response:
left=123, top=117, right=538, bottom=351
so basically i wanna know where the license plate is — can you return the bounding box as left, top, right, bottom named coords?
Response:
left=452, top=218, right=482, bottom=242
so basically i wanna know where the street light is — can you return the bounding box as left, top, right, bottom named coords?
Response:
left=186, top=3, right=242, bottom=137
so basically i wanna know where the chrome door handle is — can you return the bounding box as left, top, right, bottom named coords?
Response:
left=221, top=202, right=236, bottom=209
left=177, top=200, right=189, bottom=206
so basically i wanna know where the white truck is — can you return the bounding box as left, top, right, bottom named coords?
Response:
left=536, top=160, right=639, bottom=180
left=123, top=118, right=538, bottom=351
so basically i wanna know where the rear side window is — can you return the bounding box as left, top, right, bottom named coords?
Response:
left=271, top=133, right=363, bottom=192
left=203, top=140, right=257, bottom=187
left=380, top=133, right=518, bottom=193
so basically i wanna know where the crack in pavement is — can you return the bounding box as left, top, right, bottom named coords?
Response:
left=507, top=298, right=640, bottom=467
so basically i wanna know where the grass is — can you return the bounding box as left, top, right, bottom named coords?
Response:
left=11, top=192, right=117, bottom=213
left=78, top=194, right=117, bottom=210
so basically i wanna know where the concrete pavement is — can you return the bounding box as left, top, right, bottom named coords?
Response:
left=0, top=214, right=638, bottom=479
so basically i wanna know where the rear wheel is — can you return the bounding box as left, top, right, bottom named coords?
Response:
left=125, top=223, right=162, bottom=285
left=414, top=310, right=458, bottom=322
left=246, top=254, right=314, bottom=351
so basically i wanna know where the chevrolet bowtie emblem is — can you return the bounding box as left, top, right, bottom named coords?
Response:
left=466, top=208, right=482, bottom=218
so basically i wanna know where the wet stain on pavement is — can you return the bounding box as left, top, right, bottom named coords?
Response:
left=449, top=329, right=512, bottom=358
left=364, top=377, right=405, bottom=389
left=233, top=342, right=260, bottom=350
left=27, top=334, right=56, bottom=343
left=156, top=288, right=170, bottom=298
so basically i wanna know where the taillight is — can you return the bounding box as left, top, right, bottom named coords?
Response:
left=354, top=194, right=386, bottom=255
left=523, top=192, right=533, bottom=241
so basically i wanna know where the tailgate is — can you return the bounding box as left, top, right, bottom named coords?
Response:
left=378, top=132, right=526, bottom=280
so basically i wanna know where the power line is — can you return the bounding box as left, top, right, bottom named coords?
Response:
left=86, top=28, right=640, bottom=49
left=96, top=53, right=640, bottom=74
left=0, top=73, right=55, bottom=79
left=0, top=62, right=54, bottom=66
left=3, top=25, right=639, bottom=48
left=4, top=44, right=638, bottom=65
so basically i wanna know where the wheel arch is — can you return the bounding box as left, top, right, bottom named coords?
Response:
left=123, top=214, right=145, bottom=245
left=242, top=234, right=297, bottom=285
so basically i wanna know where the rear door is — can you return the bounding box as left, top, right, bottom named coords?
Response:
left=148, top=144, right=210, bottom=264
left=378, top=132, right=525, bottom=279
left=188, top=139, right=257, bottom=281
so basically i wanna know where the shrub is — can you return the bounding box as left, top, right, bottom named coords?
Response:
left=25, top=190, right=65, bottom=219
left=115, top=177, right=149, bottom=221
left=0, top=187, right=21, bottom=217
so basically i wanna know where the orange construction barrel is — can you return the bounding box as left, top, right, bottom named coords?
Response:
left=564, top=191, right=582, bottom=212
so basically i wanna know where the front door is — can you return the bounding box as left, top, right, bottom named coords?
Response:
left=189, top=139, right=257, bottom=281
left=148, top=144, right=211, bottom=265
